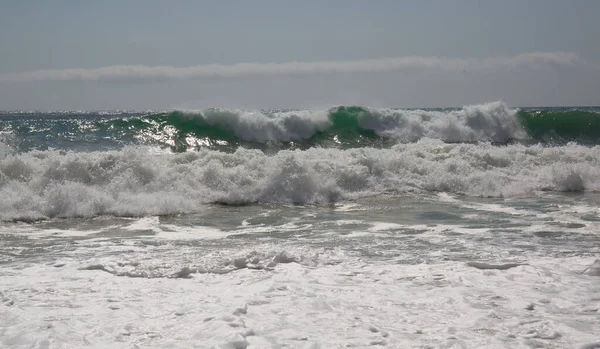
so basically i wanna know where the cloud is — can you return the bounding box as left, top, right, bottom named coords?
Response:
left=0, top=52, right=582, bottom=83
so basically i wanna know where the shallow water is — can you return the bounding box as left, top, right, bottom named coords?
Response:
left=1, top=193, right=599, bottom=348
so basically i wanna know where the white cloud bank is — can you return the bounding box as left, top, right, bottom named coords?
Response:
left=0, top=52, right=582, bottom=83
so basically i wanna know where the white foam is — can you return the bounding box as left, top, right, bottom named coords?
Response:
left=368, top=222, right=405, bottom=232
left=1, top=140, right=600, bottom=220
left=359, top=101, right=526, bottom=143
left=154, top=224, right=228, bottom=240
left=200, top=109, right=331, bottom=142
left=2, top=253, right=599, bottom=348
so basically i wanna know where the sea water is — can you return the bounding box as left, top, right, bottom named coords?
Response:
left=1, top=102, right=599, bottom=348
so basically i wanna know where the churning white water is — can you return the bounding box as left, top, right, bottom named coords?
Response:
left=1, top=194, right=600, bottom=348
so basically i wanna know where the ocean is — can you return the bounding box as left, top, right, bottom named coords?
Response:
left=1, top=101, right=599, bottom=348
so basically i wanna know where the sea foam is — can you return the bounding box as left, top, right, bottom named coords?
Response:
left=352, top=101, right=525, bottom=143
left=1, top=139, right=600, bottom=220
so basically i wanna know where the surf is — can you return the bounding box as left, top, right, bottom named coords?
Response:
left=1, top=140, right=599, bottom=221
left=3, top=102, right=600, bottom=153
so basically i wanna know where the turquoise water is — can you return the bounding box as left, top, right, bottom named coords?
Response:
left=2, top=103, right=599, bottom=154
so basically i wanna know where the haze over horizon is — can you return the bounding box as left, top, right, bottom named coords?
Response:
left=1, top=0, right=599, bottom=110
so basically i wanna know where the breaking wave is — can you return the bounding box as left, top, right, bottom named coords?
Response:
left=2, top=101, right=600, bottom=220
left=1, top=140, right=599, bottom=221
left=3, top=102, right=600, bottom=153
left=115, top=101, right=527, bottom=150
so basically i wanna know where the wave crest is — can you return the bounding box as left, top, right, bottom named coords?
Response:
left=354, top=101, right=524, bottom=143
left=3, top=102, right=600, bottom=153
left=114, top=101, right=526, bottom=150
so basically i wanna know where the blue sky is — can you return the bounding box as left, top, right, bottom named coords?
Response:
left=0, top=0, right=599, bottom=109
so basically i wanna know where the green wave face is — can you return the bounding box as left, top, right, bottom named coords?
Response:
left=119, top=106, right=600, bottom=152
left=99, top=107, right=386, bottom=152
left=312, top=106, right=381, bottom=147
left=2, top=104, right=600, bottom=153
left=102, top=111, right=240, bottom=152
left=517, top=109, right=600, bottom=144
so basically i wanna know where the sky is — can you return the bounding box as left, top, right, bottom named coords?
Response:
left=0, top=0, right=599, bottom=110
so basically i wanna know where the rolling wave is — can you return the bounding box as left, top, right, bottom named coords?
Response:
left=2, top=102, right=600, bottom=153
left=99, top=101, right=526, bottom=150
